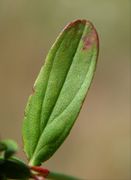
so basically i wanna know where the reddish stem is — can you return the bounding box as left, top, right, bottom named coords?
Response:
left=30, top=166, right=49, bottom=178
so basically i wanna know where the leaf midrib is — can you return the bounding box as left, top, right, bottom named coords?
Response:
left=32, top=47, right=96, bottom=160
left=31, top=24, right=86, bottom=160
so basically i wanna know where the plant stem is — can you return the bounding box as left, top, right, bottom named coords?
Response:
left=46, top=171, right=80, bottom=180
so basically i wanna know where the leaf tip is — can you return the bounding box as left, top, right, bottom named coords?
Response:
left=64, top=19, right=87, bottom=30
left=63, top=19, right=99, bottom=51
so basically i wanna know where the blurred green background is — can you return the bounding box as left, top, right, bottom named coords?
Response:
left=0, top=0, right=130, bottom=179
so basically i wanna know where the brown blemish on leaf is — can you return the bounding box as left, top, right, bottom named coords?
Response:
left=31, top=85, right=37, bottom=96
left=32, top=86, right=35, bottom=94
left=82, top=27, right=98, bottom=50
left=63, top=19, right=99, bottom=50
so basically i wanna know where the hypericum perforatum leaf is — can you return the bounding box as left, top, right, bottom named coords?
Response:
left=23, top=19, right=99, bottom=166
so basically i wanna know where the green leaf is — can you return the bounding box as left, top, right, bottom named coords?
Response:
left=23, top=19, right=99, bottom=165
left=0, top=139, right=18, bottom=159
left=0, top=157, right=31, bottom=179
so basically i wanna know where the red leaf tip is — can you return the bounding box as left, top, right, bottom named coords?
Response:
left=64, top=19, right=89, bottom=30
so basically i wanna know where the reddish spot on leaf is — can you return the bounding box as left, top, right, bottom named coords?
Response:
left=82, top=28, right=98, bottom=50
